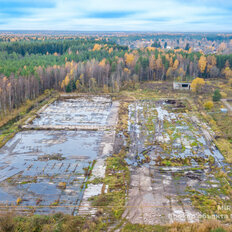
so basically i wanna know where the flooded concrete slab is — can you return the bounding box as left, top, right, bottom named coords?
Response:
left=32, top=96, right=112, bottom=127
left=0, top=130, right=101, bottom=214
left=0, top=95, right=119, bottom=215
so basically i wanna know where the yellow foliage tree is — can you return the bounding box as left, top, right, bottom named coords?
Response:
left=108, top=47, right=113, bottom=54
left=61, top=80, right=65, bottom=89
left=206, top=55, right=217, bottom=73
left=191, top=77, right=205, bottom=93
left=173, top=59, right=179, bottom=70
left=124, top=53, right=135, bottom=67
left=70, top=68, right=74, bottom=78
left=223, top=67, right=232, bottom=79
left=64, top=75, right=70, bottom=86
left=93, top=44, right=101, bottom=51
left=198, top=56, right=207, bottom=73
left=124, top=67, right=130, bottom=74
left=99, top=58, right=106, bottom=67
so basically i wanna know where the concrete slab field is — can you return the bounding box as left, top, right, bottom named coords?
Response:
left=0, top=96, right=118, bottom=215
left=123, top=100, right=227, bottom=225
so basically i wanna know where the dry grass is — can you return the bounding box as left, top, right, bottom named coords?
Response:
left=0, top=213, right=15, bottom=232
left=169, top=220, right=229, bottom=232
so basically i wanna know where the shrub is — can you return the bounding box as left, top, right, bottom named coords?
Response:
left=204, top=101, right=214, bottom=110
left=213, top=89, right=221, bottom=102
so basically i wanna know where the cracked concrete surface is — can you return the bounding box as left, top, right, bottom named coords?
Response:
left=123, top=100, right=224, bottom=225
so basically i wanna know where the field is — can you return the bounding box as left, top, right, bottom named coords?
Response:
left=0, top=85, right=232, bottom=231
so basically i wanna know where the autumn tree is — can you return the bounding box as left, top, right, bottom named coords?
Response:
left=93, top=44, right=101, bottom=51
left=124, top=53, right=135, bottom=67
left=173, top=59, right=179, bottom=70
left=223, top=67, right=232, bottom=79
left=191, top=77, right=205, bottom=93
left=198, top=56, right=207, bottom=74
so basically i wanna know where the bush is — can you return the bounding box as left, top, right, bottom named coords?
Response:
left=204, top=101, right=214, bottom=110
left=213, top=89, right=222, bottom=102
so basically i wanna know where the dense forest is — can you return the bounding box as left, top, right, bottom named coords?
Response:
left=0, top=38, right=232, bottom=116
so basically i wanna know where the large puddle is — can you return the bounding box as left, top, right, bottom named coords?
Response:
left=0, top=96, right=113, bottom=215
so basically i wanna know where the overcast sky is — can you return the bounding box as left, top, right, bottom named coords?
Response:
left=0, top=0, right=232, bottom=31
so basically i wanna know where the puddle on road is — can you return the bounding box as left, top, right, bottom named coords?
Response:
left=0, top=96, right=113, bottom=215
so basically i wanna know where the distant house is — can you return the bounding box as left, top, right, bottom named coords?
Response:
left=173, top=82, right=191, bottom=90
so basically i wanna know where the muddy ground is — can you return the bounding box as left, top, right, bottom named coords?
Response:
left=123, top=100, right=232, bottom=225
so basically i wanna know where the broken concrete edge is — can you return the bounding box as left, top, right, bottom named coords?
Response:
left=59, top=93, right=112, bottom=99
left=21, top=125, right=114, bottom=131
left=22, top=96, right=58, bottom=127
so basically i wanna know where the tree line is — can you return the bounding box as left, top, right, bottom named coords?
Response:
left=0, top=39, right=232, bottom=116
